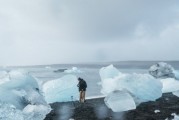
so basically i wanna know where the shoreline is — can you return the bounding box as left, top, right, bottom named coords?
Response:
left=45, top=93, right=179, bottom=120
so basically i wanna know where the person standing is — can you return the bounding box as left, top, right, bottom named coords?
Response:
left=77, top=77, right=87, bottom=103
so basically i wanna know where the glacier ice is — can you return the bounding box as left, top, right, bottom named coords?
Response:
left=104, top=90, right=136, bottom=112
left=42, top=75, right=79, bottom=103
left=173, top=70, right=179, bottom=80
left=149, top=62, right=179, bottom=97
left=154, top=110, right=160, bottom=113
left=172, top=91, right=179, bottom=97
left=100, top=65, right=162, bottom=101
left=149, top=62, right=175, bottom=79
left=172, top=115, right=179, bottom=120
left=161, top=78, right=179, bottom=93
left=99, top=65, right=163, bottom=112
left=99, top=64, right=121, bottom=80
left=64, top=67, right=83, bottom=73
left=100, top=63, right=179, bottom=112
left=0, top=70, right=51, bottom=120
left=23, top=104, right=51, bottom=120
left=0, top=102, right=24, bottom=120
left=166, top=113, right=179, bottom=120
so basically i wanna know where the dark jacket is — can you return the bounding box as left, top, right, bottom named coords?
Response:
left=77, top=79, right=87, bottom=91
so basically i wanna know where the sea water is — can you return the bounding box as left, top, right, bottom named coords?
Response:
left=1, top=61, right=179, bottom=98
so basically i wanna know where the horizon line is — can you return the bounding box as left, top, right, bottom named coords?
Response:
left=1, top=60, right=179, bottom=67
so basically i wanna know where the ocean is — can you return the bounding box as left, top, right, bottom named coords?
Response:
left=1, top=61, right=179, bottom=98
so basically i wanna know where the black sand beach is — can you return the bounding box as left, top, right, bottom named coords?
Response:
left=45, top=93, right=179, bottom=120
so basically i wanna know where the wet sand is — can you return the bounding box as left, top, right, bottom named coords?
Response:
left=45, top=93, right=179, bottom=120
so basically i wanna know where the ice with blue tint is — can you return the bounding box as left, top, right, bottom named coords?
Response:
left=0, top=103, right=24, bottom=120
left=173, top=70, right=179, bottom=80
left=23, top=104, right=51, bottom=120
left=118, top=73, right=162, bottom=102
left=149, top=62, right=179, bottom=97
left=0, top=70, right=51, bottom=120
left=161, top=78, right=179, bottom=93
left=99, top=65, right=163, bottom=112
left=104, top=90, right=136, bottom=112
left=43, top=75, right=79, bottom=103
left=99, top=64, right=120, bottom=80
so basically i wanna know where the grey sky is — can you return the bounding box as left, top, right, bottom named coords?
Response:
left=0, top=0, right=179, bottom=66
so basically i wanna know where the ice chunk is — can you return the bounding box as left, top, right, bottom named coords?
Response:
left=23, top=104, right=51, bottom=120
left=154, top=110, right=160, bottom=113
left=165, top=113, right=179, bottom=120
left=97, top=81, right=102, bottom=86
left=99, top=64, right=121, bottom=81
left=64, top=67, right=83, bottom=73
left=43, top=75, right=78, bottom=103
left=161, top=78, right=179, bottom=93
left=100, top=77, right=120, bottom=95
left=0, top=70, right=51, bottom=120
left=172, top=90, right=179, bottom=97
left=149, top=62, right=175, bottom=79
left=171, top=113, right=179, bottom=120
left=0, top=70, right=8, bottom=78
left=99, top=65, right=163, bottom=112
left=100, top=65, right=162, bottom=103
left=149, top=62, right=179, bottom=96
left=117, top=73, right=162, bottom=103
left=0, top=103, right=51, bottom=120
left=104, top=90, right=136, bottom=112
left=173, top=70, right=179, bottom=80
left=0, top=102, right=24, bottom=120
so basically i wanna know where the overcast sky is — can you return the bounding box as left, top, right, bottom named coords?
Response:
left=0, top=0, right=179, bottom=66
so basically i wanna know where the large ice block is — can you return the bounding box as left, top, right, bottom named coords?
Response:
left=99, top=65, right=163, bottom=112
left=99, top=64, right=121, bottom=81
left=0, top=70, right=51, bottom=120
left=161, top=78, right=179, bottom=93
left=104, top=90, right=136, bottom=112
left=43, top=75, right=78, bottom=103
